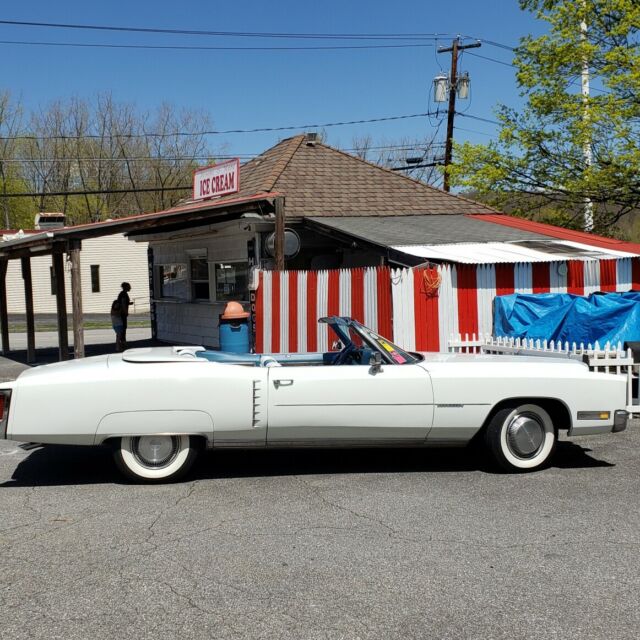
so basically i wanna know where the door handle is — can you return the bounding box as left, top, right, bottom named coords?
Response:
left=273, top=379, right=294, bottom=389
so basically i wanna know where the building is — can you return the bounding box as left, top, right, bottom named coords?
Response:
left=130, top=134, right=640, bottom=349
left=2, top=230, right=149, bottom=315
left=2, top=133, right=639, bottom=360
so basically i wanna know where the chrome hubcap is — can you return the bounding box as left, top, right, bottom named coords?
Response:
left=506, top=413, right=545, bottom=458
left=132, top=436, right=180, bottom=468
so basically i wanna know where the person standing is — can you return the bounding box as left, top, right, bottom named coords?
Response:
left=117, top=282, right=133, bottom=346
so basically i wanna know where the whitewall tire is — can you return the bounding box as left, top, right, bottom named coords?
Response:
left=485, top=403, right=556, bottom=472
left=113, top=435, right=199, bottom=482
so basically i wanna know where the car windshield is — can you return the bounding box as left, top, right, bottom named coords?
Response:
left=321, top=317, right=419, bottom=365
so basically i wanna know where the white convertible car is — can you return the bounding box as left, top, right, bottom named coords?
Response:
left=0, top=317, right=629, bottom=482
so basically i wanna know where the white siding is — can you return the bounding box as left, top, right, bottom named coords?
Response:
left=5, top=234, right=150, bottom=314
left=150, top=223, right=254, bottom=348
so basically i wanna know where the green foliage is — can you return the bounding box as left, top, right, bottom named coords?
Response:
left=450, top=0, right=640, bottom=234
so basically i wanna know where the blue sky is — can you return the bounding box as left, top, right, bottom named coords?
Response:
left=2, top=1, right=545, bottom=164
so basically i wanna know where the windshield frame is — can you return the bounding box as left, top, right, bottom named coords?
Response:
left=319, top=316, right=419, bottom=365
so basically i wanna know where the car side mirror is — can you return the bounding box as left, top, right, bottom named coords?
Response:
left=369, top=351, right=383, bottom=375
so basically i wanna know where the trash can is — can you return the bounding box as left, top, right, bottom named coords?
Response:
left=219, top=301, right=250, bottom=353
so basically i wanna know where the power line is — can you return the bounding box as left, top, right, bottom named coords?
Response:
left=0, top=39, right=437, bottom=52
left=0, top=112, right=441, bottom=141
left=0, top=185, right=192, bottom=198
left=0, top=20, right=454, bottom=41
left=1, top=143, right=448, bottom=164
left=455, top=112, right=501, bottom=126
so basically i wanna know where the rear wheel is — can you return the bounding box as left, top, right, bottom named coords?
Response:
left=485, top=403, right=556, bottom=472
left=113, top=435, right=199, bottom=482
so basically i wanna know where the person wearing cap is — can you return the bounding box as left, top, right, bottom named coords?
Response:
left=116, top=282, right=134, bottom=345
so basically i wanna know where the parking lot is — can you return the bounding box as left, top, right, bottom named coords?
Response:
left=1, top=352, right=639, bottom=639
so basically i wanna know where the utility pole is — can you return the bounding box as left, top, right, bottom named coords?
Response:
left=581, top=1, right=594, bottom=232
left=438, top=38, right=481, bottom=192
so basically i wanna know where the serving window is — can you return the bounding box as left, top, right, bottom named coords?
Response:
left=214, top=261, right=249, bottom=302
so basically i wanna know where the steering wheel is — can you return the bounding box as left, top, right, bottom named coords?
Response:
left=334, top=343, right=359, bottom=365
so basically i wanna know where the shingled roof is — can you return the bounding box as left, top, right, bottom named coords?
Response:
left=216, top=134, right=497, bottom=217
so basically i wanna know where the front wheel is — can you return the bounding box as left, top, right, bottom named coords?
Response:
left=113, top=435, right=199, bottom=482
left=484, top=403, right=556, bottom=472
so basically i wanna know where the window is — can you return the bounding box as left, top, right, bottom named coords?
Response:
left=157, top=263, right=188, bottom=299
left=214, top=261, right=249, bottom=301
left=190, top=258, right=210, bottom=301
left=90, top=265, right=100, bottom=293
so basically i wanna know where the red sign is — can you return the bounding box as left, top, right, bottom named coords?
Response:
left=193, top=159, right=240, bottom=201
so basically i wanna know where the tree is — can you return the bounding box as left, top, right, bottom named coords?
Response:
left=350, top=134, right=444, bottom=186
left=450, top=0, right=640, bottom=234
left=2, top=93, right=217, bottom=226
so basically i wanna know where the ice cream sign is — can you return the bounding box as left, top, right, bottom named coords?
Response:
left=193, top=159, right=240, bottom=201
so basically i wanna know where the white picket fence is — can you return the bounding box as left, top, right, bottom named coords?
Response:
left=448, top=334, right=639, bottom=414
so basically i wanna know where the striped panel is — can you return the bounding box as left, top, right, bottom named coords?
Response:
left=339, top=269, right=352, bottom=317
left=583, top=261, right=600, bottom=295
left=288, top=271, right=298, bottom=352
left=391, top=268, right=415, bottom=350
left=316, top=270, right=329, bottom=352
left=633, top=258, right=640, bottom=290
left=376, top=267, right=393, bottom=339
left=279, top=271, right=288, bottom=353
left=599, top=260, right=617, bottom=292
left=306, top=271, right=318, bottom=352
left=616, top=258, right=632, bottom=292
left=438, top=264, right=459, bottom=350
left=262, top=271, right=272, bottom=353
left=476, top=264, right=496, bottom=337
left=514, top=263, right=532, bottom=293
left=255, top=270, right=265, bottom=353
left=549, top=262, right=568, bottom=293
left=364, top=267, right=378, bottom=331
left=351, top=269, right=365, bottom=323
left=456, top=265, right=478, bottom=337
left=297, top=270, right=307, bottom=352
left=567, top=261, right=585, bottom=295
left=532, top=263, right=550, bottom=293
left=413, top=267, right=440, bottom=351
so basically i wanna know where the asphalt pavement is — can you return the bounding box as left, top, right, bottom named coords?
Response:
left=0, top=353, right=639, bottom=639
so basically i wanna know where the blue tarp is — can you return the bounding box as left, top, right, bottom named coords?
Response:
left=494, top=291, right=640, bottom=346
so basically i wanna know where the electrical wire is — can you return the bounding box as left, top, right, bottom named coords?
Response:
left=0, top=39, right=437, bottom=52
left=0, top=20, right=455, bottom=41
left=0, top=112, right=442, bottom=141
left=0, top=143, right=448, bottom=164
left=0, top=185, right=192, bottom=198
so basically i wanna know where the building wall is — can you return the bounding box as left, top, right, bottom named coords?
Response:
left=5, top=234, right=150, bottom=314
left=255, top=259, right=640, bottom=354
left=149, top=222, right=255, bottom=347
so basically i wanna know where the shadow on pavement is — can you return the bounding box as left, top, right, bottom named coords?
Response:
left=0, top=440, right=614, bottom=487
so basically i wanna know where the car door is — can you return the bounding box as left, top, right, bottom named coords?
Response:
left=266, top=363, right=434, bottom=444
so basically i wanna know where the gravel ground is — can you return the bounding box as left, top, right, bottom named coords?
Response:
left=1, top=411, right=638, bottom=639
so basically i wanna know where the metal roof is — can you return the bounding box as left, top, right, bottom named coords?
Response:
left=470, top=214, right=640, bottom=255
left=306, top=215, right=549, bottom=247
left=392, top=241, right=638, bottom=264
left=0, top=192, right=278, bottom=258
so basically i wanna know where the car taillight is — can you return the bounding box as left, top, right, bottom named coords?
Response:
left=0, top=391, right=11, bottom=439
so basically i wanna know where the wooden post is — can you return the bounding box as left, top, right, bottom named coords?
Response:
left=20, top=257, right=36, bottom=364
left=274, top=196, right=285, bottom=271
left=52, top=249, right=69, bottom=361
left=68, top=240, right=84, bottom=359
left=0, top=259, right=9, bottom=355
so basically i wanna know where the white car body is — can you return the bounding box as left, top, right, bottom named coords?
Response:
left=0, top=317, right=628, bottom=480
